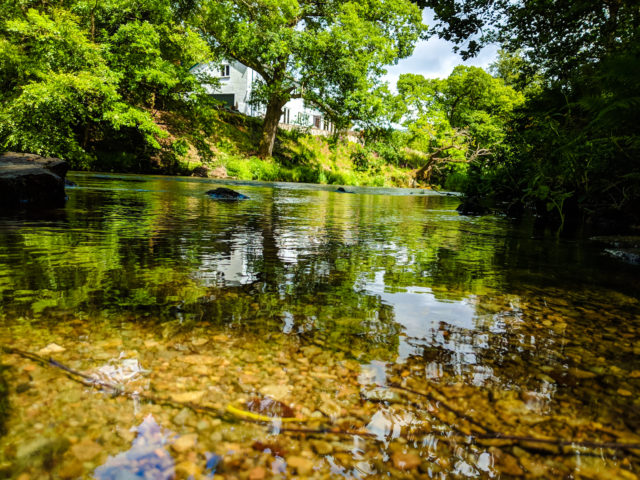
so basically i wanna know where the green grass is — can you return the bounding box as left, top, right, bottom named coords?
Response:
left=167, top=110, right=415, bottom=188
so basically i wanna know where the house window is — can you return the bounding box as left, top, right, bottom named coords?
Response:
left=313, top=116, right=322, bottom=129
left=220, top=64, right=230, bottom=77
left=281, top=108, right=291, bottom=124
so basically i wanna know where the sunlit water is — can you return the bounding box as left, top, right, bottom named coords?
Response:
left=1, top=173, right=639, bottom=479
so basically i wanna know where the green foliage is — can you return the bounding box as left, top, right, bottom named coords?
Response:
left=194, top=0, right=425, bottom=156
left=393, top=66, right=523, bottom=186
left=441, top=162, right=469, bottom=192
left=420, top=0, right=640, bottom=228
left=427, top=0, right=640, bottom=228
left=0, top=0, right=215, bottom=168
left=350, top=145, right=374, bottom=172
left=366, top=131, right=410, bottom=166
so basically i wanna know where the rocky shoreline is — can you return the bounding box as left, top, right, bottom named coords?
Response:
left=0, top=152, right=69, bottom=208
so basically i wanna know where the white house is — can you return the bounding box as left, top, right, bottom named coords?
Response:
left=192, top=61, right=334, bottom=133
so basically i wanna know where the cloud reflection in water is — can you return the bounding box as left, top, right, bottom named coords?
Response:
left=94, top=415, right=175, bottom=480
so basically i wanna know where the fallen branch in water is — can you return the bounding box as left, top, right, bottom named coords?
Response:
left=4, top=346, right=640, bottom=455
left=389, top=382, right=640, bottom=453
left=0, top=346, right=365, bottom=438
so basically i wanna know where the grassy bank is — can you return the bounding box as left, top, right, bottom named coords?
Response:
left=93, top=109, right=418, bottom=188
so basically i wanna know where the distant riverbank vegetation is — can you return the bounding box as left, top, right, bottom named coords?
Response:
left=1, top=0, right=638, bottom=227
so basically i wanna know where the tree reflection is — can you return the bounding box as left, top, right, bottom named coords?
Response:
left=1, top=174, right=638, bottom=393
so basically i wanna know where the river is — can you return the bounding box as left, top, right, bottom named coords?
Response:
left=0, top=173, right=639, bottom=478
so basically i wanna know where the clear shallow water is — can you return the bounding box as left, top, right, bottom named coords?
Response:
left=0, top=173, right=639, bottom=479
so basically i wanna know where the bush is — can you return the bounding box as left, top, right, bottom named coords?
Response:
left=350, top=145, right=375, bottom=172
left=224, top=155, right=253, bottom=179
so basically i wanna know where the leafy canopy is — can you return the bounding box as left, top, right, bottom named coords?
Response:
left=0, top=0, right=214, bottom=167
left=396, top=66, right=523, bottom=164
left=194, top=0, right=425, bottom=156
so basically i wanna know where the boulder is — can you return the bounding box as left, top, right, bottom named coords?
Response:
left=205, top=187, right=248, bottom=200
left=590, top=236, right=640, bottom=266
left=456, top=197, right=490, bottom=216
left=0, top=152, right=69, bottom=207
left=191, top=165, right=210, bottom=178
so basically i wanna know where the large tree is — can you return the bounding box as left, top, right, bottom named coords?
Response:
left=196, top=0, right=425, bottom=158
left=417, top=0, right=640, bottom=227
left=0, top=0, right=214, bottom=167
left=396, top=66, right=523, bottom=181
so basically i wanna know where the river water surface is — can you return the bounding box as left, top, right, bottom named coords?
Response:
left=1, top=173, right=639, bottom=479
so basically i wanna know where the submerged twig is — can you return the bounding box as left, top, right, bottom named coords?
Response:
left=1, top=346, right=361, bottom=438
left=4, top=346, right=640, bottom=455
left=389, top=382, right=640, bottom=452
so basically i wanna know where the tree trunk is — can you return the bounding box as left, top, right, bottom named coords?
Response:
left=258, top=96, right=286, bottom=158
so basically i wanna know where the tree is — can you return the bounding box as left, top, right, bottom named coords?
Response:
left=419, top=0, right=639, bottom=77
left=396, top=67, right=523, bottom=182
left=195, top=0, right=425, bottom=158
left=0, top=0, right=214, bottom=168
left=418, top=1, right=640, bottom=228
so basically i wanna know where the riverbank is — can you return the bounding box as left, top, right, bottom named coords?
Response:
left=85, top=110, right=421, bottom=189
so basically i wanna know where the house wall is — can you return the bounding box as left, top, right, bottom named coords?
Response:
left=193, top=61, right=333, bottom=132
left=192, top=61, right=254, bottom=115
left=281, top=98, right=333, bottom=132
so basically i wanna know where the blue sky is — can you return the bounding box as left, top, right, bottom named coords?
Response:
left=382, top=10, right=499, bottom=90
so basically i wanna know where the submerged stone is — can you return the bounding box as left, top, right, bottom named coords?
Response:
left=604, top=248, right=640, bottom=265
left=391, top=451, right=421, bottom=470
left=16, top=437, right=70, bottom=469
left=205, top=187, right=248, bottom=200
left=288, top=456, right=314, bottom=475
left=37, top=343, right=66, bottom=355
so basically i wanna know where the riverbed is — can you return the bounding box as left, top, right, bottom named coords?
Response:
left=1, top=173, right=639, bottom=479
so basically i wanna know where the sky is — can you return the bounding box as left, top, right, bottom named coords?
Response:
left=382, top=10, right=499, bottom=90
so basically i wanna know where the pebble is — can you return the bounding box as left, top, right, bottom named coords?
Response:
left=518, top=456, right=549, bottom=477
left=391, top=452, right=421, bottom=470
left=260, top=384, right=290, bottom=401
left=37, top=343, right=66, bottom=355
left=171, top=391, right=206, bottom=403
left=70, top=439, right=103, bottom=462
left=57, top=461, right=84, bottom=479
left=288, top=456, right=314, bottom=476
left=172, top=408, right=193, bottom=426
left=172, top=434, right=198, bottom=453
left=361, top=387, right=402, bottom=403
left=309, top=440, right=333, bottom=455
left=489, top=448, right=524, bottom=476
left=196, top=419, right=210, bottom=431
left=248, top=466, right=266, bottom=480
left=180, top=355, right=222, bottom=366
left=568, top=368, right=597, bottom=379
left=175, top=460, right=200, bottom=477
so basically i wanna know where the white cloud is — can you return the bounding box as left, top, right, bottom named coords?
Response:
left=382, top=10, right=499, bottom=91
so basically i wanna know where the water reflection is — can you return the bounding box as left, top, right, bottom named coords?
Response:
left=0, top=173, right=639, bottom=478
left=94, top=415, right=175, bottom=480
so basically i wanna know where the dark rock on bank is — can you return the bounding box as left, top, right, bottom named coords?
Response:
left=191, top=165, right=210, bottom=178
left=205, top=187, right=248, bottom=200
left=336, top=187, right=354, bottom=193
left=456, top=197, right=490, bottom=216
left=590, top=236, right=640, bottom=266
left=0, top=152, right=69, bottom=207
